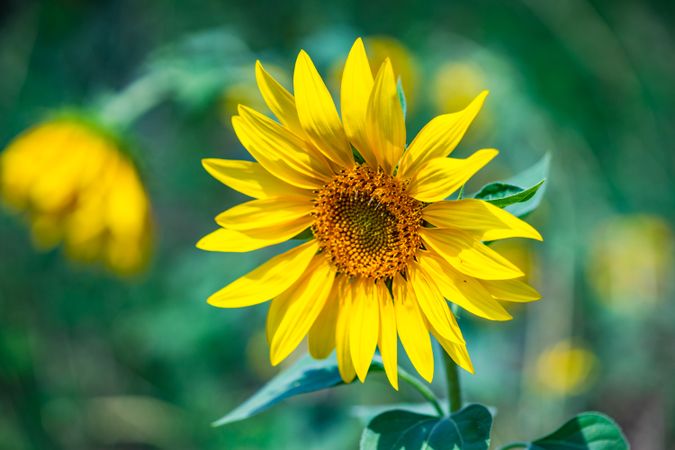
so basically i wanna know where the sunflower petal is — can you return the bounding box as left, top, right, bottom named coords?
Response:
left=232, top=113, right=327, bottom=190
left=418, top=252, right=512, bottom=321
left=341, top=38, right=378, bottom=168
left=365, top=58, right=406, bottom=174
left=407, top=150, right=498, bottom=202
left=336, top=281, right=357, bottom=383
left=423, top=199, right=542, bottom=241
left=255, top=61, right=306, bottom=138
left=216, top=197, right=313, bottom=231
left=393, top=274, right=434, bottom=383
left=398, top=91, right=488, bottom=179
left=350, top=279, right=380, bottom=382
left=429, top=323, right=474, bottom=374
left=409, top=262, right=464, bottom=344
left=207, top=240, right=319, bottom=308
left=269, top=256, right=336, bottom=365
left=308, top=277, right=342, bottom=359
left=421, top=228, right=524, bottom=280
left=196, top=219, right=310, bottom=253
left=294, top=50, right=354, bottom=168
left=202, top=158, right=308, bottom=199
left=377, top=281, right=398, bottom=390
left=481, top=278, right=541, bottom=302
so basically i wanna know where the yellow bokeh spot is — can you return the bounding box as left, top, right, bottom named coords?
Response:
left=588, top=214, right=673, bottom=313
left=431, top=62, right=491, bottom=130
left=0, top=118, right=153, bottom=276
left=534, top=340, right=598, bottom=396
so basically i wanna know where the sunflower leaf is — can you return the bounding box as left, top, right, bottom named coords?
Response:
left=360, top=404, right=492, bottom=450
left=511, top=412, right=629, bottom=450
left=472, top=153, right=550, bottom=218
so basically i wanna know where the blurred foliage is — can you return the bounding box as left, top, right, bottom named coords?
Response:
left=0, top=0, right=674, bottom=449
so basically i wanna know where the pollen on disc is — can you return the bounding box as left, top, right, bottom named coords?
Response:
left=312, top=165, right=423, bottom=280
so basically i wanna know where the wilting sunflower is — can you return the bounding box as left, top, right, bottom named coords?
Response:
left=0, top=118, right=153, bottom=275
left=198, top=38, right=542, bottom=389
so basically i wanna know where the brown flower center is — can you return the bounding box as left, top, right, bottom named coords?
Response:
left=312, top=165, right=423, bottom=280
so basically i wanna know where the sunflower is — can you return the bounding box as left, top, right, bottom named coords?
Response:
left=0, top=118, right=153, bottom=275
left=198, top=38, right=542, bottom=389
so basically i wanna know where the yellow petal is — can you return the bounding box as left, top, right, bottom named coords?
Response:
left=207, top=240, right=319, bottom=308
left=196, top=219, right=309, bottom=253
left=418, top=252, right=512, bottom=321
left=423, top=199, right=542, bottom=241
left=269, top=256, right=336, bottom=365
left=255, top=61, right=306, bottom=138
left=407, top=149, right=498, bottom=202
left=398, top=91, right=488, bottom=179
left=308, top=276, right=342, bottom=359
left=421, top=228, right=524, bottom=280
left=216, top=197, right=313, bottom=231
left=336, top=280, right=357, bottom=383
left=393, top=274, right=434, bottom=383
left=202, top=159, right=308, bottom=199
left=429, top=323, right=474, bottom=374
left=365, top=58, right=405, bottom=174
left=481, top=278, right=541, bottom=303
left=409, top=262, right=464, bottom=344
left=293, top=50, right=354, bottom=168
left=341, top=38, right=378, bottom=168
left=232, top=113, right=327, bottom=190
left=377, top=281, right=398, bottom=390
left=349, top=279, right=380, bottom=382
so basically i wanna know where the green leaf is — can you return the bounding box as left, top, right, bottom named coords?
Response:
left=525, top=412, right=629, bottom=450
left=213, top=354, right=345, bottom=426
left=472, top=153, right=550, bottom=218
left=397, top=77, right=407, bottom=120
left=360, top=404, right=492, bottom=450
left=473, top=180, right=544, bottom=208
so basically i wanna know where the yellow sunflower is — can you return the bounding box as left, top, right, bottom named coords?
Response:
left=198, top=38, right=542, bottom=389
left=0, top=118, right=153, bottom=275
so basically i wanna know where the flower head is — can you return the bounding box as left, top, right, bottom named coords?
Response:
left=199, top=38, right=542, bottom=389
left=0, top=118, right=153, bottom=275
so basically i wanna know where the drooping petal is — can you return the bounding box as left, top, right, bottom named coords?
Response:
left=393, top=274, right=434, bottom=383
left=428, top=321, right=474, bottom=374
left=349, top=279, right=380, bottom=382
left=340, top=38, right=378, bottom=168
left=365, top=58, right=406, bottom=174
left=216, top=197, right=313, bottom=231
left=255, top=61, right=306, bottom=138
left=407, top=149, right=498, bottom=202
left=423, top=199, right=542, bottom=241
left=397, top=91, right=488, bottom=179
left=377, top=281, right=398, bottom=390
left=336, top=280, right=357, bottom=383
left=481, top=278, right=541, bottom=302
left=420, top=228, right=524, bottom=280
left=202, top=159, right=309, bottom=199
left=418, top=252, right=512, bottom=321
left=409, top=262, right=464, bottom=344
left=207, top=240, right=319, bottom=308
left=268, top=256, right=336, bottom=365
left=196, top=219, right=310, bottom=253
left=308, top=276, right=343, bottom=359
left=293, top=50, right=354, bottom=168
left=232, top=113, right=327, bottom=190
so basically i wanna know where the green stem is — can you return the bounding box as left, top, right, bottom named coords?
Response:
left=499, top=443, right=529, bottom=450
left=442, top=350, right=462, bottom=413
left=398, top=369, right=444, bottom=417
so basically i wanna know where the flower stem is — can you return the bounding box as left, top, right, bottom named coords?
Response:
left=442, top=350, right=462, bottom=413
left=397, top=369, right=445, bottom=417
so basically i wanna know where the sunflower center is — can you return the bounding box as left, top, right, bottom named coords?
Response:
left=312, top=165, right=423, bottom=280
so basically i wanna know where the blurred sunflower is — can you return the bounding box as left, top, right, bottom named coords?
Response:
left=199, top=38, right=541, bottom=389
left=0, top=118, right=153, bottom=275
left=534, top=340, right=597, bottom=396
